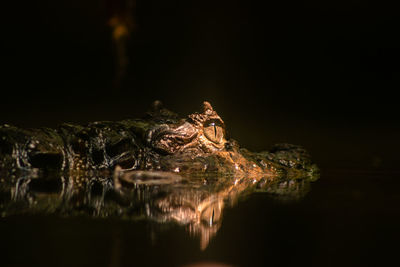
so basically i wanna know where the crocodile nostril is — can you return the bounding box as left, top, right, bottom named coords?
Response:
left=224, top=142, right=233, bottom=151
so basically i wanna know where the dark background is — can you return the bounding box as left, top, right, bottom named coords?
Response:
left=1, top=2, right=400, bottom=267
left=2, top=0, right=399, bottom=169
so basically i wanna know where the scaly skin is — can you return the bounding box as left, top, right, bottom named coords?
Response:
left=0, top=101, right=318, bottom=181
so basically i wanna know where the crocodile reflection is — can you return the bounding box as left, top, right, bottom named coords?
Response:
left=0, top=101, right=319, bottom=249
left=114, top=168, right=313, bottom=249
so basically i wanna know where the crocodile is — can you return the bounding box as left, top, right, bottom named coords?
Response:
left=0, top=101, right=319, bottom=248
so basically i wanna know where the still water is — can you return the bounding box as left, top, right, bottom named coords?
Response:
left=1, top=165, right=399, bottom=267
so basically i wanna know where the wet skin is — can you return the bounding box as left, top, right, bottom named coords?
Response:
left=0, top=101, right=319, bottom=248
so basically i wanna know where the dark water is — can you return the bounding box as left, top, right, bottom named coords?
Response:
left=1, top=164, right=399, bottom=267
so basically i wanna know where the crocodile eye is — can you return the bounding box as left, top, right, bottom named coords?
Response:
left=204, top=122, right=224, bottom=144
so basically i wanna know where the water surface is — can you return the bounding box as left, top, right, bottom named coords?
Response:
left=1, top=163, right=399, bottom=267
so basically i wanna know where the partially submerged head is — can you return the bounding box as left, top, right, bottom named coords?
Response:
left=144, top=101, right=318, bottom=180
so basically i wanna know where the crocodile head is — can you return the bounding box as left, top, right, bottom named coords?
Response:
left=144, top=101, right=317, bottom=180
